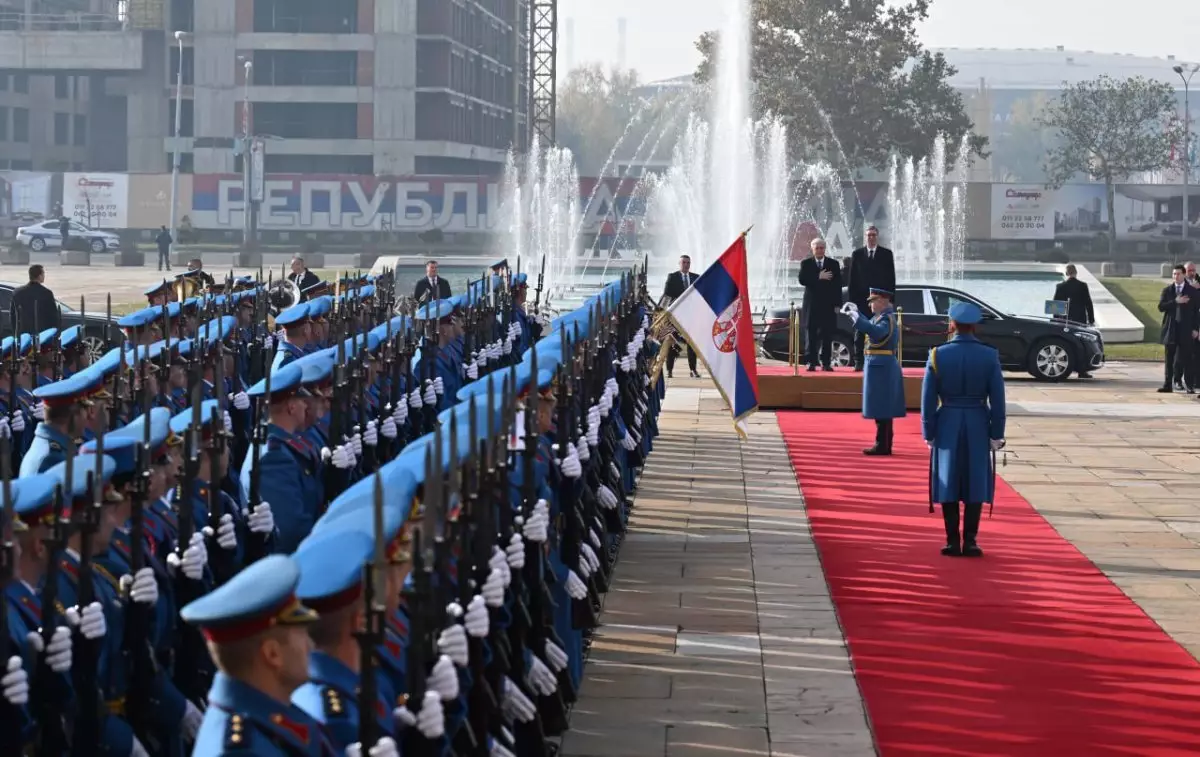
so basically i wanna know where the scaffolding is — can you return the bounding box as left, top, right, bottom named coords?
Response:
left=528, top=0, right=556, bottom=147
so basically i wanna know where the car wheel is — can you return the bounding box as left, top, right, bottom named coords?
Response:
left=29, top=237, right=46, bottom=251
left=89, top=238, right=105, bottom=254
left=829, top=338, right=852, bottom=368
left=82, top=335, right=105, bottom=365
left=1029, top=338, right=1073, bottom=382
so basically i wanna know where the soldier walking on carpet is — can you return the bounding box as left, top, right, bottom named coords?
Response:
left=844, top=288, right=906, bottom=455
left=920, top=302, right=1006, bottom=557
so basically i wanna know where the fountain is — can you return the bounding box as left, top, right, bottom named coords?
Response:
left=887, top=133, right=972, bottom=285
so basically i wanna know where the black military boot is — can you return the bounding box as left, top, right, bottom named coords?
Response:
left=863, top=420, right=891, bottom=455
left=940, top=503, right=961, bottom=556
left=962, top=503, right=984, bottom=557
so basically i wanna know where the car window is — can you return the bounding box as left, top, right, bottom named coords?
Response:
left=70, top=222, right=90, bottom=232
left=41, top=222, right=57, bottom=230
left=931, top=289, right=983, bottom=316
left=0, top=289, right=11, bottom=309
left=894, top=288, right=925, bottom=315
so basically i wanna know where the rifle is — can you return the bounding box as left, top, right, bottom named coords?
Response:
left=401, top=453, right=432, bottom=757
left=355, top=472, right=387, bottom=751
left=7, top=313, right=19, bottom=474
left=244, top=340, right=273, bottom=566
left=0, top=435, right=18, bottom=738
left=558, top=332, right=599, bottom=632
left=322, top=333, right=346, bottom=515
left=123, top=399, right=157, bottom=742
left=207, top=399, right=235, bottom=584
left=33, top=463, right=69, bottom=756
left=72, top=422, right=102, bottom=751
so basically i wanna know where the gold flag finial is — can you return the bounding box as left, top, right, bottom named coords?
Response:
left=740, top=225, right=754, bottom=238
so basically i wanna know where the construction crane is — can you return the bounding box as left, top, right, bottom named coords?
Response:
left=528, top=0, right=557, bottom=147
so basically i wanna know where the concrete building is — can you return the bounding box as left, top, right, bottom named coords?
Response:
left=0, top=0, right=530, bottom=176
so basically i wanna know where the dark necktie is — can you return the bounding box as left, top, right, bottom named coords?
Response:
left=1177, top=285, right=1184, bottom=322
left=682, top=273, right=690, bottom=287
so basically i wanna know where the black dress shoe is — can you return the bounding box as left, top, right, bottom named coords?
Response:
left=854, top=364, right=864, bottom=372
left=666, top=371, right=673, bottom=379
left=821, top=365, right=833, bottom=372
left=806, top=365, right=817, bottom=372
left=1077, top=372, right=1092, bottom=379
left=941, top=543, right=962, bottom=557
left=962, top=543, right=984, bottom=557
left=690, top=370, right=700, bottom=378
left=1158, top=386, right=1174, bottom=393
left=862, top=446, right=891, bottom=456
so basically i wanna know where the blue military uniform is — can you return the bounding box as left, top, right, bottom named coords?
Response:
left=273, top=303, right=313, bottom=371
left=22, top=367, right=109, bottom=477
left=850, top=288, right=907, bottom=455
left=180, top=555, right=334, bottom=757
left=290, top=529, right=394, bottom=750
left=921, top=301, right=1006, bottom=557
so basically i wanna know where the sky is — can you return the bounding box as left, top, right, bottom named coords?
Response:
left=559, top=0, right=1200, bottom=83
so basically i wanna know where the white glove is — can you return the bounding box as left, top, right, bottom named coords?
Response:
left=8, top=411, right=23, bottom=434
left=522, top=504, right=548, bottom=543
left=466, top=360, right=479, bottom=380
left=214, top=513, right=238, bottom=549
left=577, top=553, right=593, bottom=578
left=181, top=700, right=204, bottom=741
left=120, top=567, right=159, bottom=605
left=350, top=432, right=363, bottom=456
left=32, top=402, right=44, bottom=421
left=589, top=528, right=602, bottom=549
left=247, top=502, right=275, bottom=534
left=230, top=391, right=250, bottom=410
left=502, top=676, right=536, bottom=722
left=0, top=416, right=10, bottom=439
left=331, top=444, right=355, bottom=469
left=527, top=654, right=557, bottom=696
left=481, top=568, right=505, bottom=609
left=505, top=534, right=525, bottom=570
left=597, top=484, right=619, bottom=510
left=575, top=437, right=590, bottom=462
left=491, top=738, right=516, bottom=757
left=223, top=410, right=233, bottom=434
left=380, top=416, right=398, bottom=439
left=503, top=336, right=514, bottom=355
left=581, top=543, right=600, bottom=575
left=840, top=301, right=859, bottom=317
left=428, top=654, right=460, bottom=701
left=508, top=321, right=521, bottom=341
left=409, top=388, right=423, bottom=409
left=27, top=626, right=71, bottom=673
left=565, top=569, right=587, bottom=600
left=433, top=376, right=444, bottom=395
left=437, top=621, right=469, bottom=667
left=476, top=348, right=489, bottom=367
left=990, top=438, right=1005, bottom=451
left=363, top=420, right=379, bottom=447
left=2, top=656, right=27, bottom=706
left=620, top=355, right=634, bottom=372
left=925, top=439, right=933, bottom=449
left=464, top=594, right=490, bottom=637
left=391, top=692, right=445, bottom=740
left=488, top=546, right=511, bottom=587
left=543, top=640, right=568, bottom=673
left=586, top=424, right=600, bottom=447
left=392, top=401, right=408, bottom=425
left=557, top=448, right=582, bottom=479
left=606, top=377, right=618, bottom=395
left=167, top=532, right=207, bottom=581
left=68, top=601, right=107, bottom=640
left=622, top=431, right=637, bottom=451
left=423, top=381, right=437, bottom=406
left=263, top=333, right=275, bottom=350
left=347, top=735, right=404, bottom=757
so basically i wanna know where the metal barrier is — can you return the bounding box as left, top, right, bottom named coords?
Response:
left=0, top=11, right=125, bottom=32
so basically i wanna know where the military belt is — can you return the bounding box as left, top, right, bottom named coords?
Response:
left=106, top=697, right=126, bottom=716
left=863, top=349, right=896, bottom=356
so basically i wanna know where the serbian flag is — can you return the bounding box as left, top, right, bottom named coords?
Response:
left=664, top=230, right=759, bottom=435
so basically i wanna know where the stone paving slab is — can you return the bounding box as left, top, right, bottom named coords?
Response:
left=561, top=387, right=876, bottom=757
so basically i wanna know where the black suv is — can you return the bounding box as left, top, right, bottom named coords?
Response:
left=759, top=284, right=1105, bottom=382
left=0, top=283, right=125, bottom=363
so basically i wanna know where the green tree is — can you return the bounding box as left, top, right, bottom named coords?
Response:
left=990, top=93, right=1060, bottom=182
left=556, top=65, right=655, bottom=174
left=695, top=0, right=985, bottom=173
left=1039, top=75, right=1182, bottom=254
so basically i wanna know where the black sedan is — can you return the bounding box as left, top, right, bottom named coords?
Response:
left=759, top=283, right=1105, bottom=382
left=0, top=283, right=125, bottom=363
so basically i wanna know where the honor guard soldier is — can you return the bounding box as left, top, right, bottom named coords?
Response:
left=145, top=279, right=175, bottom=307
left=239, top=363, right=322, bottom=553
left=415, top=300, right=459, bottom=411
left=22, top=367, right=109, bottom=476
left=920, top=301, right=1006, bottom=557
left=179, top=554, right=338, bottom=757
left=306, top=297, right=333, bottom=349
left=59, top=325, right=90, bottom=376
left=274, top=303, right=314, bottom=371
left=30, top=327, right=59, bottom=388
left=289, top=529, right=398, bottom=750
left=845, top=288, right=906, bottom=455
left=107, top=406, right=185, bottom=553
left=117, top=308, right=162, bottom=348
left=301, top=280, right=332, bottom=304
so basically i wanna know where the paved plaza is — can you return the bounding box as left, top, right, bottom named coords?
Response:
left=562, top=361, right=1200, bottom=757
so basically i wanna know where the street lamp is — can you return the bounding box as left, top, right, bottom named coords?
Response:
left=241, top=59, right=254, bottom=247
left=169, top=30, right=189, bottom=260
left=1174, top=63, right=1200, bottom=244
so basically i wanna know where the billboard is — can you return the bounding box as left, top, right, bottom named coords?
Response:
left=63, top=172, right=129, bottom=229
left=0, top=171, right=53, bottom=219
left=190, top=174, right=643, bottom=234
left=989, top=182, right=1169, bottom=241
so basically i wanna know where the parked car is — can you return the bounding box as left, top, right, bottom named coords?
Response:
left=0, top=283, right=124, bottom=363
left=15, top=220, right=121, bottom=253
left=759, top=284, right=1105, bottom=382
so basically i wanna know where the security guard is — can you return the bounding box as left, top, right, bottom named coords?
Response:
left=239, top=363, right=322, bottom=553
left=179, top=554, right=335, bottom=757
left=920, top=301, right=1006, bottom=557
left=846, top=288, right=906, bottom=455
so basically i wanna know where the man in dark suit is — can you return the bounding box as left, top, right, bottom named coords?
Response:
left=797, top=237, right=843, bottom=370
left=844, top=225, right=896, bottom=370
left=661, top=255, right=699, bottom=378
left=1159, top=264, right=1199, bottom=393
left=289, top=254, right=320, bottom=292
left=413, top=260, right=452, bottom=303
left=1053, top=264, right=1096, bottom=378
left=11, top=264, right=61, bottom=334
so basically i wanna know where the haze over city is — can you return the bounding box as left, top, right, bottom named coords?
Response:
left=561, top=0, right=1200, bottom=81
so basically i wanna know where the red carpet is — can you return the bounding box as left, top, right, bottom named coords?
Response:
left=778, top=412, right=1200, bottom=757
left=757, top=363, right=925, bottom=378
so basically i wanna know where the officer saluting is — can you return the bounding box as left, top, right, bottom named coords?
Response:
left=844, top=288, right=906, bottom=455
left=180, top=554, right=336, bottom=756
left=920, top=302, right=1006, bottom=557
